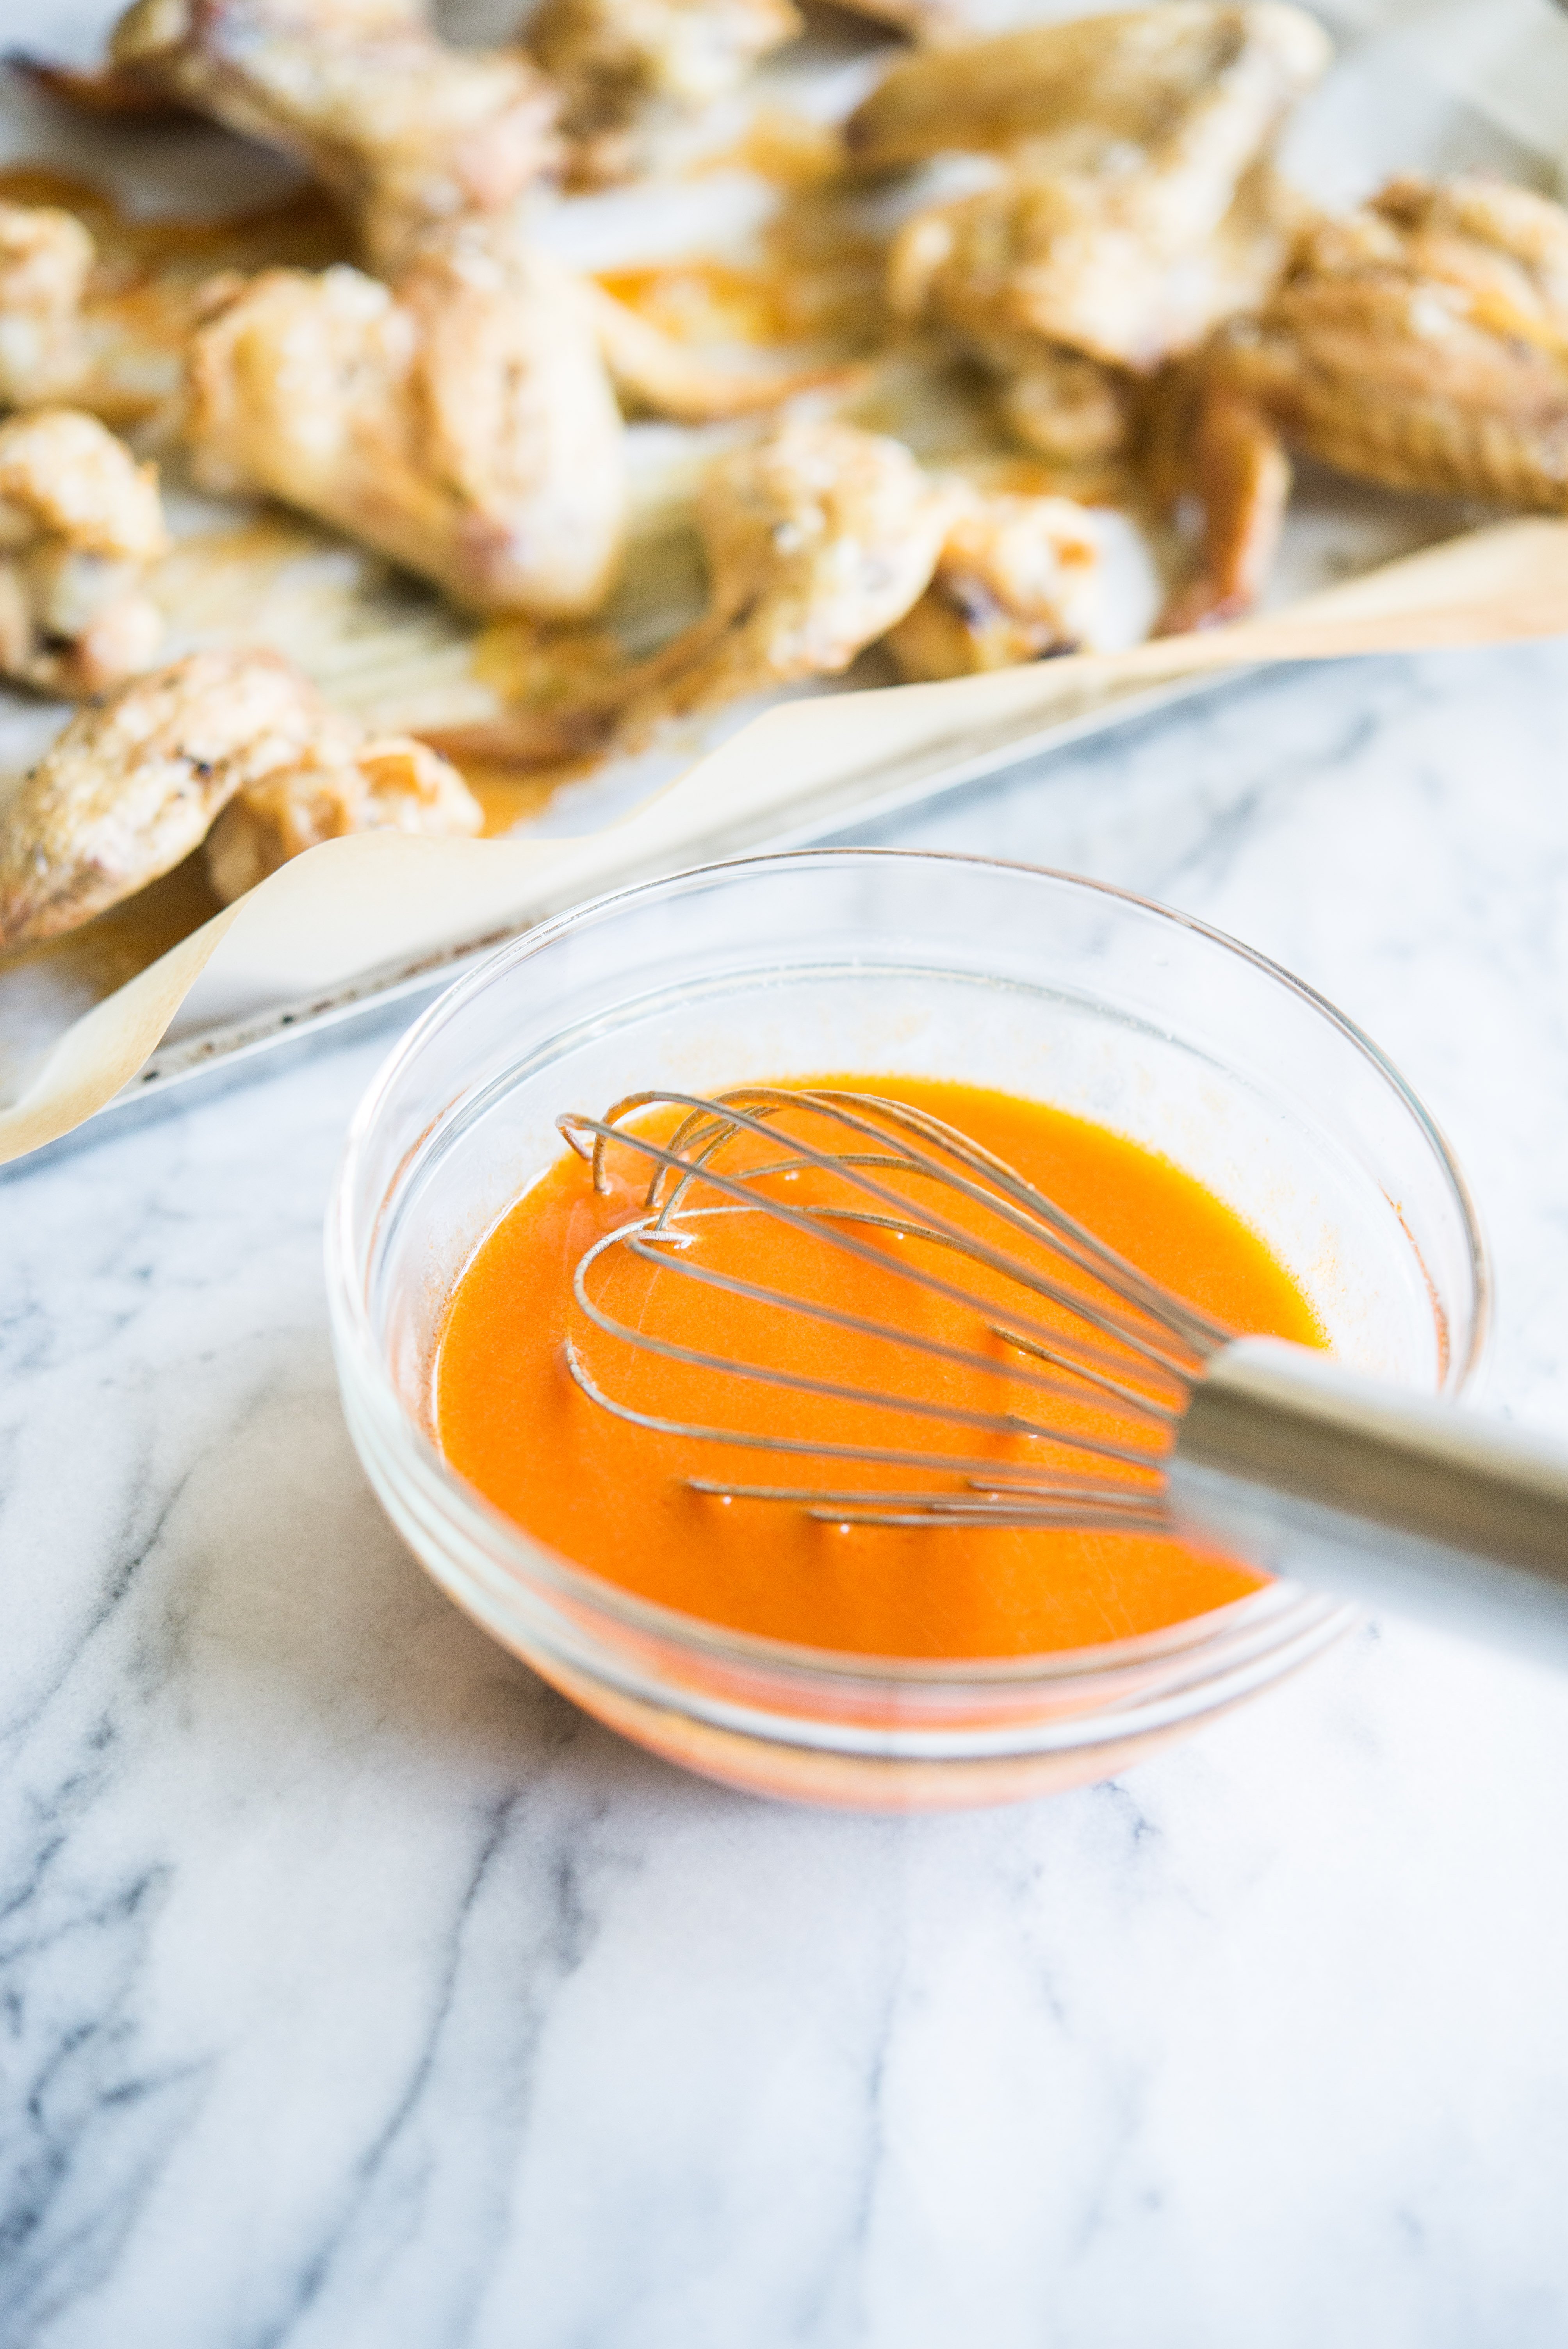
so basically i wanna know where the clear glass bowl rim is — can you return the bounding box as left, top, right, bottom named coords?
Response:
left=326, top=845, right=1490, bottom=1695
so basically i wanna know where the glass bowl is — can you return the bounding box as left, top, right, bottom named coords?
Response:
left=326, top=850, right=1487, bottom=1811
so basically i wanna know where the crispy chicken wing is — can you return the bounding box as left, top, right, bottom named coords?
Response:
left=1168, top=175, right=1568, bottom=624
left=882, top=487, right=1099, bottom=679
left=0, top=409, right=167, bottom=697
left=0, top=647, right=480, bottom=949
left=532, top=0, right=800, bottom=184
left=621, top=416, right=951, bottom=724
left=204, top=729, right=481, bottom=901
left=432, top=418, right=951, bottom=761
left=1214, top=176, right=1568, bottom=502
left=185, top=228, right=626, bottom=618
left=887, top=159, right=1306, bottom=373
left=863, top=4, right=1327, bottom=373
left=110, top=0, right=561, bottom=269
left=0, top=647, right=325, bottom=948
left=848, top=3, right=1326, bottom=175
left=0, top=201, right=95, bottom=408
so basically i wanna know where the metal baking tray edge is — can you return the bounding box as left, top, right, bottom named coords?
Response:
left=8, top=667, right=1241, bottom=1173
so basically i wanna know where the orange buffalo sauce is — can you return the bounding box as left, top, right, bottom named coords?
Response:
left=434, top=1076, right=1324, bottom=1659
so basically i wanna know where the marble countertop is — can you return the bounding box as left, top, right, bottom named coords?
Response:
left=6, top=645, right=1568, bottom=2347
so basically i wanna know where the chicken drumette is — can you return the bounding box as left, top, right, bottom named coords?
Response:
left=1166, top=175, right=1568, bottom=627
left=0, top=409, right=167, bottom=697
left=185, top=227, right=627, bottom=619
left=110, top=0, right=561, bottom=269
left=850, top=4, right=1328, bottom=470
left=531, top=0, right=801, bottom=185
left=618, top=416, right=952, bottom=726
left=0, top=646, right=480, bottom=950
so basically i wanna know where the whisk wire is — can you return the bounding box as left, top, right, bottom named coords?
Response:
left=558, top=1087, right=1235, bottom=1534
left=671, top=1088, right=1230, bottom=1354
left=646, top=1089, right=1215, bottom=1362
left=616, top=1216, right=1181, bottom=1426
left=563, top=1329, right=1165, bottom=1486
left=571, top=1224, right=1166, bottom=1468
left=561, top=1097, right=1203, bottom=1385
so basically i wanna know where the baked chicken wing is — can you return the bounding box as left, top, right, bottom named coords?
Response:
left=848, top=2, right=1327, bottom=178
left=887, top=160, right=1308, bottom=376
left=882, top=487, right=1099, bottom=680
left=0, top=409, right=167, bottom=697
left=110, top=0, right=561, bottom=269
left=1215, top=175, right=1568, bottom=501
left=870, top=4, right=1328, bottom=373
left=621, top=416, right=951, bottom=724
left=1167, top=175, right=1568, bottom=625
left=433, top=417, right=951, bottom=761
left=185, top=229, right=626, bottom=618
left=0, top=647, right=479, bottom=950
left=531, top=0, right=801, bottom=184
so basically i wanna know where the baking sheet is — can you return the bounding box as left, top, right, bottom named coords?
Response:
left=0, top=0, right=1562, bottom=1128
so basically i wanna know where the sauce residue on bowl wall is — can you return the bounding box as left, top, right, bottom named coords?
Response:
left=433, top=1075, right=1324, bottom=1659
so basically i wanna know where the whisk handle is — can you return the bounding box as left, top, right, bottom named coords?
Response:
left=1168, top=1338, right=1568, bottom=1666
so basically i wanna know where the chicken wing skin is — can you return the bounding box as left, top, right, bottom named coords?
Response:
left=621, top=416, right=951, bottom=723
left=0, top=647, right=481, bottom=949
left=848, top=2, right=1327, bottom=173
left=204, top=731, right=480, bottom=901
left=866, top=4, right=1327, bottom=373
left=1167, top=175, right=1568, bottom=626
left=882, top=487, right=1099, bottom=679
left=185, top=229, right=626, bottom=619
left=0, top=409, right=168, bottom=697
left=0, top=648, right=327, bottom=948
left=1212, top=175, right=1568, bottom=505
left=0, top=201, right=95, bottom=408
left=532, top=0, right=801, bottom=184
left=110, top=0, right=561, bottom=269
left=888, top=159, right=1306, bottom=372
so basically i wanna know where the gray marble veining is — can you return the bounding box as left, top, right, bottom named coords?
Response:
left=5, top=647, right=1568, bottom=2347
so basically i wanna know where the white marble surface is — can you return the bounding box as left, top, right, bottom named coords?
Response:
left=6, top=646, right=1568, bottom=2346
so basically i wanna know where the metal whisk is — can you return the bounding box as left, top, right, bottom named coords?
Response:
left=558, top=1086, right=1568, bottom=1665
